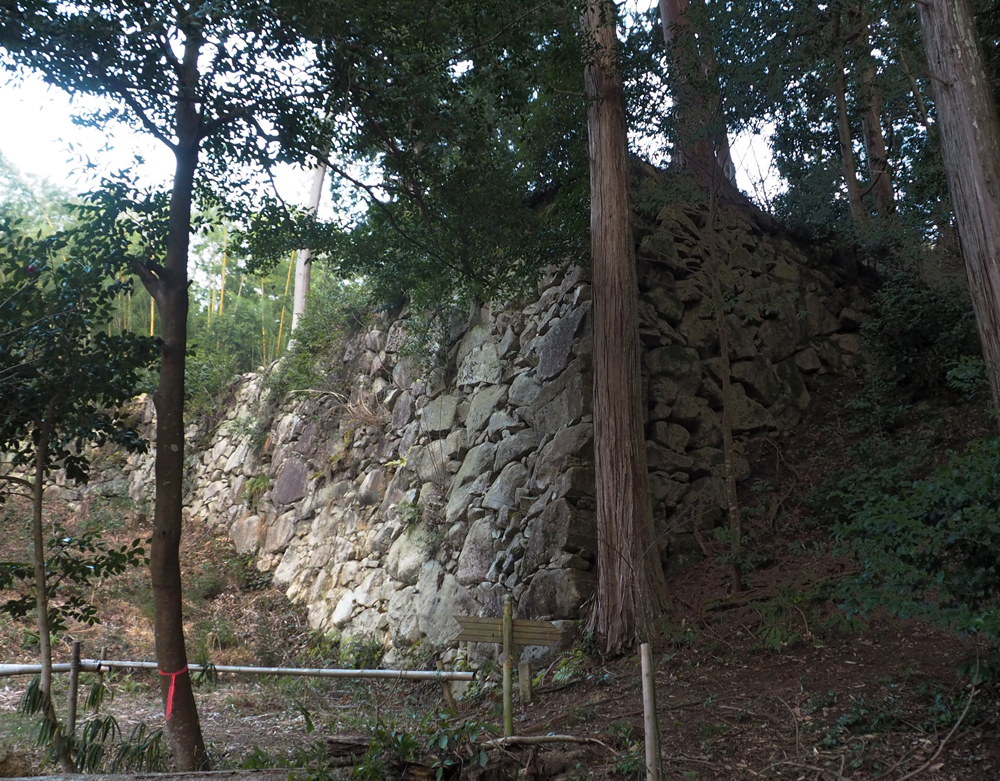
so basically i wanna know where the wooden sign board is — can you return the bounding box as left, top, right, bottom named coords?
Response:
left=453, top=603, right=562, bottom=736
left=453, top=615, right=562, bottom=647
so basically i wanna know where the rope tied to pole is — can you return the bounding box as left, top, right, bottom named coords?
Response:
left=158, top=665, right=188, bottom=720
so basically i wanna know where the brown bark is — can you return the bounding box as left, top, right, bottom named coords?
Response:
left=134, top=19, right=208, bottom=770
left=833, top=45, right=866, bottom=228
left=659, top=0, right=735, bottom=191
left=852, top=3, right=895, bottom=216
left=918, top=0, right=1000, bottom=427
left=583, top=0, right=667, bottom=656
left=31, top=401, right=75, bottom=772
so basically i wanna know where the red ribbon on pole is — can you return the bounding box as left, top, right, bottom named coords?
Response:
left=158, top=666, right=188, bottom=720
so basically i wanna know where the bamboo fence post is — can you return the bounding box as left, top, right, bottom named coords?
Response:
left=640, top=643, right=661, bottom=781
left=503, top=597, right=514, bottom=737
left=92, top=646, right=106, bottom=714
left=67, top=640, right=81, bottom=737
left=437, top=660, right=458, bottom=711
left=518, top=661, right=532, bottom=704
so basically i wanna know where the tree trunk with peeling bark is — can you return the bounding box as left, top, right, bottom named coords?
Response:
left=583, top=0, right=667, bottom=656
left=919, top=0, right=1000, bottom=427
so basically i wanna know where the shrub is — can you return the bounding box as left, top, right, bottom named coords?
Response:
left=863, top=274, right=979, bottom=393
left=835, top=438, right=1000, bottom=638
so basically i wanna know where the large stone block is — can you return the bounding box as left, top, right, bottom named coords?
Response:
left=730, top=383, right=776, bottom=432
left=532, top=423, right=593, bottom=490
left=494, top=428, right=540, bottom=471
left=414, top=561, right=479, bottom=646
left=466, top=385, right=507, bottom=435
left=528, top=362, right=591, bottom=436
left=509, top=372, right=542, bottom=408
left=535, top=303, right=589, bottom=381
left=264, top=509, right=297, bottom=553
left=522, top=499, right=596, bottom=573
left=519, top=568, right=595, bottom=621
left=456, top=517, right=495, bottom=585
left=272, top=456, right=309, bottom=506
left=421, top=394, right=459, bottom=435
left=483, top=462, right=529, bottom=510
left=386, top=525, right=439, bottom=586
left=451, top=443, right=497, bottom=493
left=457, top=325, right=502, bottom=386
left=730, top=357, right=783, bottom=406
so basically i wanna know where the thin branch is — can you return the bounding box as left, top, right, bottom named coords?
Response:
left=0, top=474, right=34, bottom=490
left=199, top=105, right=248, bottom=139
left=482, top=735, right=615, bottom=752
left=895, top=684, right=975, bottom=781
left=419, top=5, right=543, bottom=75
left=103, top=77, right=178, bottom=152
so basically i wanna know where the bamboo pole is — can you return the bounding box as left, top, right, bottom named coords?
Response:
left=67, top=640, right=81, bottom=737
left=92, top=646, right=106, bottom=714
left=640, top=643, right=661, bottom=781
left=276, top=251, right=295, bottom=355
left=503, top=597, right=514, bottom=737
left=260, top=278, right=267, bottom=364
left=149, top=295, right=154, bottom=336
left=218, top=226, right=227, bottom=316
left=0, top=660, right=475, bottom=681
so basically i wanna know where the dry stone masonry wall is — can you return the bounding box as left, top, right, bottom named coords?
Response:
left=62, top=200, right=869, bottom=665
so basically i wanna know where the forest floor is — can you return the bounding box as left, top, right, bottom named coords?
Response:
left=1, top=376, right=998, bottom=780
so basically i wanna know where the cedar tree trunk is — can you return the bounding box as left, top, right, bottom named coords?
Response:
left=852, top=5, right=895, bottom=216
left=583, top=0, right=667, bottom=656
left=133, top=23, right=208, bottom=770
left=659, top=0, right=735, bottom=189
left=919, top=0, right=1000, bottom=425
left=833, top=48, right=866, bottom=227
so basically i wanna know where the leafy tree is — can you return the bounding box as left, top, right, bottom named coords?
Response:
left=240, top=0, right=587, bottom=314
left=0, top=1, right=326, bottom=766
left=0, top=190, right=157, bottom=769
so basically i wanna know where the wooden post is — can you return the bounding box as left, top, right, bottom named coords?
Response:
left=437, top=660, right=458, bottom=712
left=640, top=643, right=660, bottom=781
left=518, top=661, right=532, bottom=704
left=502, top=597, right=514, bottom=737
left=92, top=646, right=106, bottom=714
left=67, top=640, right=81, bottom=737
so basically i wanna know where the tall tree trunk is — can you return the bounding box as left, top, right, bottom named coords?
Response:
left=919, top=0, right=1000, bottom=427
left=583, top=0, right=667, bottom=657
left=290, top=160, right=327, bottom=339
left=833, top=49, right=867, bottom=228
left=134, top=22, right=208, bottom=770
left=659, top=0, right=735, bottom=189
left=852, top=3, right=895, bottom=216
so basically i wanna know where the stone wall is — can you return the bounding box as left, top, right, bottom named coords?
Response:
left=61, top=199, right=869, bottom=665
